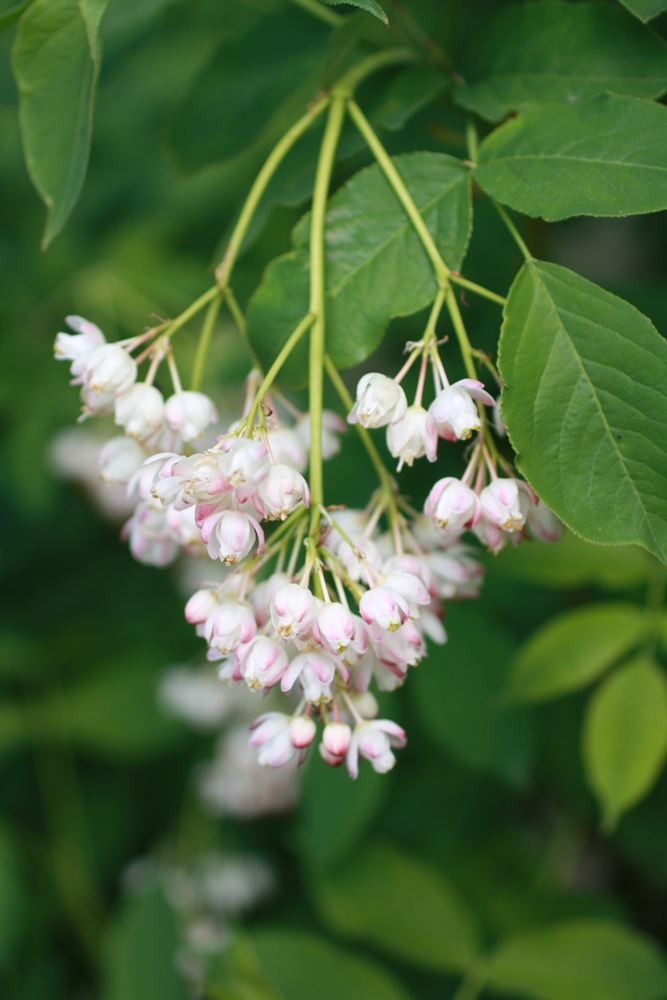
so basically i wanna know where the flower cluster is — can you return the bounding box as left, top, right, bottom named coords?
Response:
left=55, top=309, right=560, bottom=782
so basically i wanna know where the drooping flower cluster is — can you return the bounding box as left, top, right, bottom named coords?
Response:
left=54, top=309, right=560, bottom=782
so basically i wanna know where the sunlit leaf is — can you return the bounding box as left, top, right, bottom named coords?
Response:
left=619, top=0, right=667, bottom=22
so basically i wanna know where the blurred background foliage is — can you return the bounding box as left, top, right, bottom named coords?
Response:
left=3, top=0, right=667, bottom=998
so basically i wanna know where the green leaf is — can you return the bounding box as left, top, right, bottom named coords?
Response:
left=168, top=8, right=329, bottom=174
left=412, top=605, right=534, bottom=786
left=0, top=703, right=25, bottom=760
left=54, top=663, right=185, bottom=759
left=619, top=0, right=667, bottom=23
left=12, top=0, right=109, bottom=247
left=509, top=604, right=647, bottom=703
left=0, top=0, right=33, bottom=31
left=323, top=0, right=388, bottom=25
left=495, top=531, right=650, bottom=591
left=247, top=153, right=472, bottom=384
left=476, top=94, right=667, bottom=221
left=252, top=929, right=412, bottom=1000
left=488, top=919, right=667, bottom=1000
left=583, top=657, right=667, bottom=829
left=312, top=843, right=481, bottom=973
left=499, top=261, right=667, bottom=562
left=297, top=740, right=389, bottom=868
left=455, top=1, right=667, bottom=122
left=373, top=66, right=447, bottom=130
left=0, top=825, right=27, bottom=967
left=103, top=889, right=187, bottom=1000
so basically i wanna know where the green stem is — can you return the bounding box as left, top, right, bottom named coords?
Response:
left=333, top=47, right=416, bottom=97
left=451, top=961, right=489, bottom=1000
left=445, top=286, right=477, bottom=381
left=216, top=95, right=330, bottom=287
left=449, top=274, right=506, bottom=306
left=165, top=285, right=219, bottom=340
left=245, top=313, right=315, bottom=432
left=465, top=120, right=479, bottom=165
left=493, top=201, right=532, bottom=261
left=288, top=0, right=343, bottom=26
left=347, top=97, right=449, bottom=286
left=190, top=292, right=222, bottom=391
left=225, top=287, right=247, bottom=337
left=308, top=97, right=346, bottom=532
left=423, top=286, right=446, bottom=347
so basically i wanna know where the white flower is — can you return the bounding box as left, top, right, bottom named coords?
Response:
left=315, top=602, right=356, bottom=655
left=386, top=404, right=437, bottom=468
left=114, top=383, right=165, bottom=439
left=296, top=410, right=345, bottom=460
left=248, top=712, right=313, bottom=767
left=270, top=584, right=317, bottom=638
left=255, top=464, right=310, bottom=521
left=97, top=436, right=146, bottom=484
left=280, top=650, right=335, bottom=704
left=267, top=428, right=308, bottom=472
left=429, top=379, right=494, bottom=441
left=204, top=602, right=257, bottom=655
left=185, top=588, right=220, bottom=624
left=83, top=343, right=137, bottom=396
left=424, top=477, right=480, bottom=535
left=359, top=585, right=410, bottom=632
left=165, top=391, right=218, bottom=442
left=479, top=478, right=526, bottom=532
left=346, top=719, right=406, bottom=778
left=122, top=498, right=179, bottom=566
left=216, top=438, right=269, bottom=497
left=54, top=315, right=106, bottom=378
left=200, top=510, right=264, bottom=564
left=240, top=637, right=289, bottom=690
left=158, top=667, right=239, bottom=731
left=348, top=373, right=407, bottom=428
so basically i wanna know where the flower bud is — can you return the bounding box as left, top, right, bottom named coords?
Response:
left=316, top=602, right=356, bottom=654
left=204, top=602, right=257, bottom=655
left=200, top=510, right=264, bottom=564
left=214, top=438, right=269, bottom=495
left=241, top=637, right=289, bottom=690
left=83, top=343, right=137, bottom=396
left=348, top=373, right=407, bottom=428
left=185, top=588, right=220, bottom=624
left=479, top=478, right=526, bottom=532
left=381, top=570, right=430, bottom=608
left=114, top=383, right=165, bottom=439
left=267, top=428, right=308, bottom=472
left=289, top=715, right=317, bottom=748
left=249, top=713, right=296, bottom=767
left=323, top=721, right=351, bottom=757
left=429, top=379, right=494, bottom=441
left=270, top=584, right=317, bottom=638
left=97, top=436, right=145, bottom=484
left=386, top=405, right=437, bottom=468
left=164, top=391, right=218, bottom=442
left=346, top=719, right=406, bottom=779
left=424, top=477, right=480, bottom=534
left=255, top=464, right=310, bottom=521
left=359, top=586, right=410, bottom=632
left=281, top=650, right=335, bottom=704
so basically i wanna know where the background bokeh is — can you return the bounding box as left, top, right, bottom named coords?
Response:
left=3, top=1, right=667, bottom=998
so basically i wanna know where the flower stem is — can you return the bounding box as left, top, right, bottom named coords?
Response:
left=492, top=200, right=532, bottom=261
left=190, top=291, right=222, bottom=391
left=445, top=286, right=477, bottom=382
left=245, top=312, right=315, bottom=433
left=308, top=96, right=346, bottom=532
left=333, top=47, right=416, bottom=97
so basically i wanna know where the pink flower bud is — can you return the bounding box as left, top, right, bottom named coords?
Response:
left=323, top=721, right=351, bottom=757
left=83, top=343, right=137, bottom=396
left=289, top=715, right=317, bottom=748
left=200, top=510, right=264, bottom=564
left=346, top=719, right=406, bottom=779
left=114, top=383, right=165, bottom=439
left=281, top=651, right=335, bottom=704
left=241, top=637, right=289, bottom=690
left=381, top=570, right=430, bottom=608
left=270, top=583, right=317, bottom=638
left=255, top=464, right=310, bottom=521
left=348, top=373, right=407, bottom=428
left=164, top=391, right=218, bottom=442
left=359, top=586, right=410, bottom=632
left=316, top=602, right=356, bottom=654
left=424, top=477, right=480, bottom=534
left=479, top=478, right=526, bottom=532
left=251, top=572, right=290, bottom=627
left=429, top=379, right=494, bottom=441
left=185, top=588, right=220, bottom=624
left=204, top=602, right=257, bottom=655
left=386, top=404, right=437, bottom=469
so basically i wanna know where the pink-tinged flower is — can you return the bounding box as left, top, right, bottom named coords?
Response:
left=369, top=619, right=424, bottom=672
left=270, top=584, right=317, bottom=638
left=427, top=548, right=485, bottom=600
left=165, top=505, right=204, bottom=556
left=97, top=436, right=145, bottom=484
left=241, top=638, right=289, bottom=690
left=429, top=379, right=494, bottom=441
left=164, top=391, right=218, bottom=442
left=200, top=510, right=264, bottom=564
left=381, top=570, right=430, bottom=609
left=522, top=486, right=562, bottom=542
left=255, top=464, right=310, bottom=521
left=54, top=315, right=106, bottom=378
left=83, top=343, right=137, bottom=396
left=204, top=602, right=257, bottom=655
left=472, top=516, right=507, bottom=554
left=315, top=603, right=356, bottom=655
left=248, top=713, right=296, bottom=767
left=424, top=477, right=480, bottom=535
left=346, top=719, right=407, bottom=778
left=185, top=588, right=220, bottom=624
left=382, top=553, right=435, bottom=595
left=251, top=572, right=290, bottom=627
left=267, top=428, right=308, bottom=472
left=359, top=585, right=410, bottom=632
left=479, top=478, right=526, bottom=532
left=79, top=384, right=115, bottom=418
left=289, top=715, right=317, bottom=749
left=419, top=609, right=447, bottom=645
left=348, top=373, right=407, bottom=428
left=322, top=721, right=352, bottom=758
left=151, top=451, right=219, bottom=508
left=114, top=383, right=165, bottom=439
left=386, top=405, right=437, bottom=469
left=213, top=438, right=269, bottom=498
left=280, top=650, right=335, bottom=704
left=296, top=410, right=346, bottom=459
left=122, top=498, right=179, bottom=567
